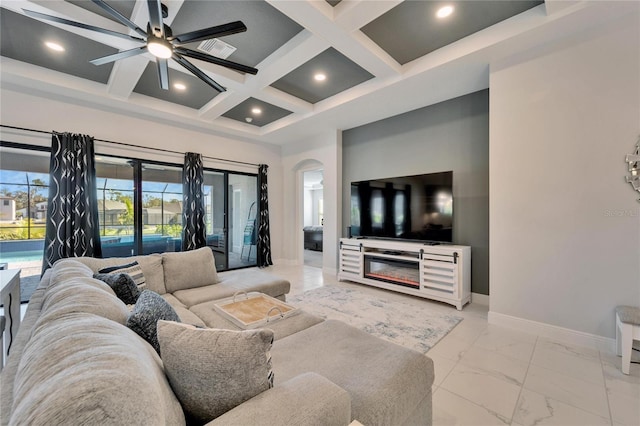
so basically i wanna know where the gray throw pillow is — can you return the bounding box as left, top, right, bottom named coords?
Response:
left=157, top=321, right=274, bottom=424
left=98, top=261, right=146, bottom=290
left=94, top=272, right=141, bottom=305
left=127, top=290, right=180, bottom=354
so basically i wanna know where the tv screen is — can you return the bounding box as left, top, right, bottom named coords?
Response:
left=350, top=171, right=453, bottom=242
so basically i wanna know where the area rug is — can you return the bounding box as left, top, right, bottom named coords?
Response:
left=288, top=286, right=463, bottom=353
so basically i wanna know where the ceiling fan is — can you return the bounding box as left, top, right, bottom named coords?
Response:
left=23, top=0, right=258, bottom=92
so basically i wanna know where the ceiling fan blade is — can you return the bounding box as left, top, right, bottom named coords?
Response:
left=23, top=9, right=145, bottom=42
left=91, top=0, right=147, bottom=38
left=170, top=21, right=247, bottom=44
left=172, top=53, right=226, bottom=92
left=174, top=47, right=257, bottom=75
left=90, top=46, right=148, bottom=66
left=146, top=0, right=164, bottom=38
left=157, top=58, right=169, bottom=90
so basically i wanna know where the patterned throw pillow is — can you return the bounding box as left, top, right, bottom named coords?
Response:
left=93, top=272, right=141, bottom=305
left=157, top=321, right=274, bottom=424
left=127, top=290, right=180, bottom=354
left=98, top=261, right=146, bottom=290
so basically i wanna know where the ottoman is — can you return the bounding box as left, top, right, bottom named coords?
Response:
left=271, top=320, right=434, bottom=426
left=189, top=299, right=324, bottom=340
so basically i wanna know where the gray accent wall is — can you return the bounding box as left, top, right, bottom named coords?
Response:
left=342, top=90, right=489, bottom=295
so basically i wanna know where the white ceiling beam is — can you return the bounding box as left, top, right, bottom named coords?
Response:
left=544, top=0, right=582, bottom=16
left=333, top=0, right=403, bottom=32
left=267, top=0, right=401, bottom=78
left=198, top=30, right=325, bottom=120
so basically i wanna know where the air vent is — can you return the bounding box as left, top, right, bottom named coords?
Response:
left=197, top=38, right=237, bottom=59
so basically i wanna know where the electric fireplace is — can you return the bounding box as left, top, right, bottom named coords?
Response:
left=363, top=255, right=420, bottom=289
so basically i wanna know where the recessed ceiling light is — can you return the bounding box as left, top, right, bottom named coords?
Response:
left=45, top=41, right=64, bottom=52
left=314, top=73, right=326, bottom=82
left=251, top=107, right=262, bottom=115
left=436, top=5, right=454, bottom=19
left=245, top=117, right=253, bottom=123
left=174, top=83, right=186, bottom=90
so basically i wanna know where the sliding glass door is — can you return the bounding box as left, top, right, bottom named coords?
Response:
left=201, top=170, right=258, bottom=270
left=95, top=156, right=257, bottom=270
left=0, top=144, right=258, bottom=272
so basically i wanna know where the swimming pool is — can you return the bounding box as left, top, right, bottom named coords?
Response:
left=0, top=250, right=44, bottom=263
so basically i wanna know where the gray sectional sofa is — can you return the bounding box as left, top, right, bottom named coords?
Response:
left=0, top=247, right=434, bottom=425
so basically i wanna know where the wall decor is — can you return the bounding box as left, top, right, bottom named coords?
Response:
left=626, top=137, right=640, bottom=201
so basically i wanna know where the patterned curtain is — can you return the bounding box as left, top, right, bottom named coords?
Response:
left=182, top=152, right=206, bottom=251
left=257, top=164, right=273, bottom=267
left=42, top=132, right=102, bottom=273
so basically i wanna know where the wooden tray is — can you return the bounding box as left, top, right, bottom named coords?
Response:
left=212, top=292, right=299, bottom=329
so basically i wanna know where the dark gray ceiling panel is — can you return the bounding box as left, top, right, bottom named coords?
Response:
left=326, top=0, right=342, bottom=6
left=222, top=97, right=292, bottom=127
left=361, top=0, right=544, bottom=65
left=133, top=62, right=219, bottom=109
left=66, top=0, right=136, bottom=23
left=0, top=8, right=117, bottom=84
left=270, top=47, right=374, bottom=104
left=170, top=1, right=303, bottom=68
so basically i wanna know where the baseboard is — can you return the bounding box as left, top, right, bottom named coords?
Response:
left=471, top=292, right=490, bottom=306
left=488, top=311, right=616, bottom=353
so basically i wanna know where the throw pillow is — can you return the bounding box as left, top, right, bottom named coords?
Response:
left=162, top=247, right=220, bottom=293
left=127, top=290, right=180, bottom=354
left=94, top=272, right=141, bottom=305
left=157, top=321, right=274, bottom=424
left=98, top=261, right=146, bottom=290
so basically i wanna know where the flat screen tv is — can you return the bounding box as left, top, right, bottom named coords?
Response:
left=350, top=171, right=453, bottom=242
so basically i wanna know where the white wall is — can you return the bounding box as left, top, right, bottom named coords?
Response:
left=489, top=12, right=640, bottom=339
left=281, top=132, right=341, bottom=273
left=0, top=89, right=286, bottom=262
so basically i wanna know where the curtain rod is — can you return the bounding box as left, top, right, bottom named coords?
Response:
left=0, top=124, right=260, bottom=168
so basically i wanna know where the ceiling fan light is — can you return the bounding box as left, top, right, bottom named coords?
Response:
left=148, top=39, right=172, bottom=59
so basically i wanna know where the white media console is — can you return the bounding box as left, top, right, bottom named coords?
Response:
left=338, top=238, right=471, bottom=310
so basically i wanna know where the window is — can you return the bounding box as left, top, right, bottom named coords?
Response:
left=95, top=157, right=258, bottom=271
left=0, top=145, right=51, bottom=279
left=0, top=145, right=258, bottom=273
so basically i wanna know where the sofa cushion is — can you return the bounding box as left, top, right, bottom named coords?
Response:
left=126, top=290, right=181, bottom=354
left=10, top=313, right=185, bottom=425
left=173, top=269, right=290, bottom=307
left=157, top=320, right=274, bottom=424
left=94, top=272, right=141, bottom=305
left=271, top=320, right=434, bottom=426
left=162, top=247, right=220, bottom=293
left=97, top=261, right=147, bottom=290
left=74, top=254, right=166, bottom=294
left=40, top=260, right=130, bottom=325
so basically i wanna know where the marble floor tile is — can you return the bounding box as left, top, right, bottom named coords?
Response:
left=459, top=345, right=529, bottom=386
left=430, top=353, right=458, bottom=388
left=427, top=335, right=475, bottom=363
left=608, top=390, right=640, bottom=426
left=445, top=315, right=488, bottom=342
left=432, top=388, right=510, bottom=426
left=530, top=342, right=605, bottom=385
left=513, top=388, right=611, bottom=426
left=440, top=363, right=521, bottom=420
left=523, top=364, right=610, bottom=418
left=535, top=337, right=600, bottom=362
left=473, top=327, right=537, bottom=363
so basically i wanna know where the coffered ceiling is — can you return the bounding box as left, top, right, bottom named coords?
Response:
left=0, top=1, right=635, bottom=146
